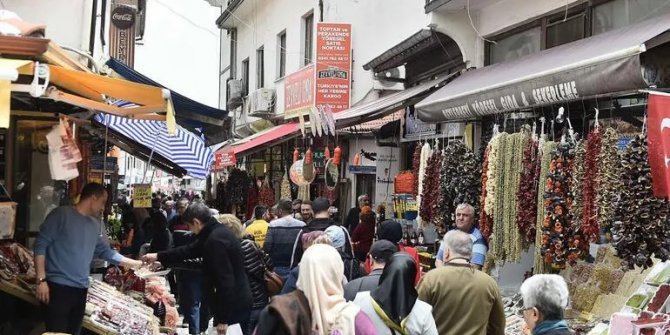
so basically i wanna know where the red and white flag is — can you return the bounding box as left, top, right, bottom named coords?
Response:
left=647, top=92, right=670, bottom=198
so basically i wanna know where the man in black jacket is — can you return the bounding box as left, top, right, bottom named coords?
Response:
left=289, top=197, right=350, bottom=268
left=344, top=194, right=369, bottom=233
left=143, top=202, right=252, bottom=335
left=343, top=240, right=396, bottom=301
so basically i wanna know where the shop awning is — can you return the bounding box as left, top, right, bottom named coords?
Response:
left=106, top=58, right=229, bottom=145
left=416, top=13, right=670, bottom=122
left=335, top=74, right=453, bottom=128
left=220, top=123, right=300, bottom=157
left=94, top=113, right=213, bottom=179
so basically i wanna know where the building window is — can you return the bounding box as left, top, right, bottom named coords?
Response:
left=592, top=0, right=670, bottom=35
left=256, top=46, right=264, bottom=89
left=546, top=13, right=586, bottom=48
left=242, top=58, right=249, bottom=96
left=278, top=31, right=287, bottom=78
left=230, top=29, right=237, bottom=78
left=488, top=27, right=541, bottom=64
left=302, top=12, right=314, bottom=66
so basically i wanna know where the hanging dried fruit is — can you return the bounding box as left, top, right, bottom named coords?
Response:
left=412, top=144, right=422, bottom=196
left=420, top=149, right=443, bottom=226
left=479, top=146, right=493, bottom=242
left=227, top=168, right=250, bottom=207
left=258, top=177, right=276, bottom=207
left=571, top=142, right=586, bottom=230
left=281, top=172, right=292, bottom=200
left=534, top=141, right=557, bottom=274
left=611, top=135, right=670, bottom=270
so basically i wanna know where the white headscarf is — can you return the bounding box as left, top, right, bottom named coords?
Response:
left=297, top=244, right=361, bottom=335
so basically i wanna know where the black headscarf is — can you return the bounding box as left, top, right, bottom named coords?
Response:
left=370, top=253, right=418, bottom=327
left=377, top=220, right=402, bottom=245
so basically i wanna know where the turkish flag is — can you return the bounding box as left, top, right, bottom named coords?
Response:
left=647, top=93, right=670, bottom=198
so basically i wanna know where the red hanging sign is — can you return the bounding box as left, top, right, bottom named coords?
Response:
left=213, top=151, right=237, bottom=170
left=315, top=23, right=352, bottom=113
left=647, top=93, right=670, bottom=198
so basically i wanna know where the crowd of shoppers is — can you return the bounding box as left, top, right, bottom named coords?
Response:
left=33, top=183, right=577, bottom=335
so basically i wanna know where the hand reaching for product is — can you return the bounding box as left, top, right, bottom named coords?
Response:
left=142, top=253, right=158, bottom=264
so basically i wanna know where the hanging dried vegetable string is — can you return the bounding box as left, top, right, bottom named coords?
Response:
left=483, top=134, right=502, bottom=234
left=596, top=128, right=621, bottom=242
left=280, top=172, right=292, bottom=199
left=517, top=138, right=540, bottom=244
left=438, top=141, right=481, bottom=229
left=541, top=141, right=589, bottom=271
left=534, top=141, right=557, bottom=274
left=571, top=142, right=586, bottom=229
left=412, top=144, right=422, bottom=196
left=479, top=146, right=492, bottom=242
left=258, top=177, right=276, bottom=207
left=416, top=143, right=432, bottom=226
left=582, top=130, right=602, bottom=242
left=612, top=135, right=670, bottom=270
left=420, top=149, right=443, bottom=226
left=490, top=133, right=508, bottom=260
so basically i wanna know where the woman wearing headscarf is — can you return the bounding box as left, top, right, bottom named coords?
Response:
left=325, top=225, right=366, bottom=281
left=365, top=220, right=421, bottom=285
left=352, top=206, right=376, bottom=262
left=298, top=244, right=377, bottom=335
left=354, top=253, right=438, bottom=335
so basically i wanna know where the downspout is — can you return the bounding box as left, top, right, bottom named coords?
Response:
left=100, top=0, right=107, bottom=49
left=319, top=0, right=324, bottom=21
left=88, top=0, right=98, bottom=69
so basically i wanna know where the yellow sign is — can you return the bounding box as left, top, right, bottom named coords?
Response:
left=134, top=184, right=152, bottom=208
left=88, top=172, right=103, bottom=185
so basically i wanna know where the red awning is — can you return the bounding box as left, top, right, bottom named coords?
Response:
left=224, top=123, right=300, bottom=156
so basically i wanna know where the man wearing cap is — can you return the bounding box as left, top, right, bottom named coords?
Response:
left=367, top=220, right=422, bottom=284
left=344, top=240, right=397, bottom=301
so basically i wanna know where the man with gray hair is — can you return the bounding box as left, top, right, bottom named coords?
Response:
left=418, top=230, right=505, bottom=335
left=519, top=275, right=572, bottom=335
left=345, top=194, right=370, bottom=233
left=435, top=203, right=488, bottom=269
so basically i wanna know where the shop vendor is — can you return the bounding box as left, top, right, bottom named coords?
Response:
left=435, top=203, right=488, bottom=270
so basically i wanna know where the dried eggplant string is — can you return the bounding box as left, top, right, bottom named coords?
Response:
left=571, top=142, right=586, bottom=230
left=439, top=141, right=481, bottom=230
left=612, top=135, right=670, bottom=270
left=596, top=128, right=621, bottom=242
left=534, top=141, right=557, bottom=274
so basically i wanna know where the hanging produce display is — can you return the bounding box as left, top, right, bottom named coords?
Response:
left=541, top=140, right=589, bottom=271
left=281, top=172, right=292, bottom=199
left=333, top=146, right=342, bottom=165
left=516, top=138, right=540, bottom=244
left=596, top=128, right=621, bottom=242
left=438, top=141, right=481, bottom=230
left=611, top=135, right=670, bottom=270
left=325, top=147, right=331, bottom=160
left=227, top=168, right=250, bottom=207
left=582, top=129, right=602, bottom=242
left=533, top=141, right=557, bottom=274
left=419, top=147, right=443, bottom=227
left=293, top=148, right=300, bottom=163
left=305, top=147, right=313, bottom=164
left=490, top=132, right=527, bottom=263
left=245, top=182, right=259, bottom=220
left=570, top=142, right=586, bottom=231
left=481, top=133, right=502, bottom=242
left=412, top=144, right=422, bottom=196
left=478, top=146, right=492, bottom=242
left=258, top=177, right=275, bottom=207
left=416, top=142, right=432, bottom=225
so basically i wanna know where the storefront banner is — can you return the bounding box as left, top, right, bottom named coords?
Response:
left=284, top=65, right=315, bottom=119
left=348, top=165, right=376, bottom=174
left=214, top=151, right=237, bottom=170
left=315, top=22, right=352, bottom=113
left=109, top=2, right=136, bottom=68
left=133, top=184, right=152, bottom=208
left=646, top=92, right=670, bottom=197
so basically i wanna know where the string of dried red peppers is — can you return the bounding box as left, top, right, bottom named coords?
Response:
left=412, top=144, right=422, bottom=196
left=479, top=147, right=493, bottom=242
left=517, top=139, right=540, bottom=244
left=420, top=149, right=444, bottom=227
left=581, top=130, right=602, bottom=242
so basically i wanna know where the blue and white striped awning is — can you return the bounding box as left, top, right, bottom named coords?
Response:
left=94, top=113, right=213, bottom=179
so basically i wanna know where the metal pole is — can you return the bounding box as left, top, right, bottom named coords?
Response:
left=103, top=114, right=109, bottom=186
left=141, top=131, right=160, bottom=184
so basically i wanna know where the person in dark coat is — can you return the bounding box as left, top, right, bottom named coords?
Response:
left=143, top=203, right=253, bottom=335
left=519, top=274, right=574, bottom=335
left=351, top=206, right=376, bottom=262
left=344, top=240, right=397, bottom=301
left=148, top=199, right=172, bottom=253
left=344, top=194, right=369, bottom=234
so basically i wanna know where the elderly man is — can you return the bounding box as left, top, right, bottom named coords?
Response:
left=435, top=203, right=488, bottom=269
left=519, top=275, right=573, bottom=335
left=345, top=194, right=370, bottom=233
left=418, top=230, right=505, bottom=335
left=143, top=202, right=252, bottom=335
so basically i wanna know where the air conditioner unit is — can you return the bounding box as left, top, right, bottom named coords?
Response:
left=227, top=79, right=243, bottom=110
left=247, top=88, right=276, bottom=118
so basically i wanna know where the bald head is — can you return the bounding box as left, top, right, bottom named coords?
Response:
left=443, top=230, right=473, bottom=261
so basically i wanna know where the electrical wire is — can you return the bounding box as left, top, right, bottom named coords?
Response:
left=152, top=0, right=219, bottom=38
left=466, top=0, right=496, bottom=44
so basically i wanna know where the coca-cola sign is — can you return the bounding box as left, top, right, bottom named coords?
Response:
left=111, top=6, right=135, bottom=30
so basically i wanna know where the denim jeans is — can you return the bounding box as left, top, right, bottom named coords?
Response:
left=247, top=307, right=263, bottom=334
left=274, top=266, right=291, bottom=281
left=178, top=270, right=203, bottom=334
